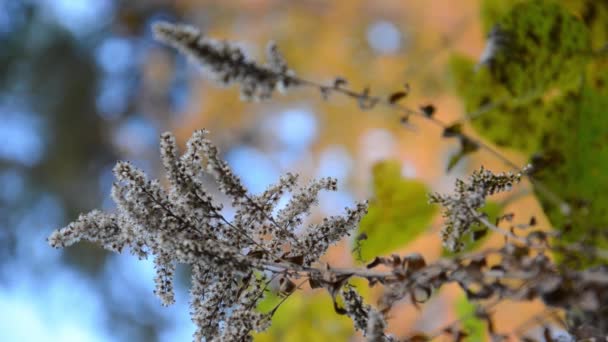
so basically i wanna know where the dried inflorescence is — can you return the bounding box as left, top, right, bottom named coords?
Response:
left=360, top=238, right=608, bottom=340
left=153, top=22, right=298, bottom=101
left=339, top=286, right=393, bottom=342
left=48, top=130, right=368, bottom=341
left=429, top=166, right=526, bottom=251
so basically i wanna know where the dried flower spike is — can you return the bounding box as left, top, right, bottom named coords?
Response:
left=429, top=166, right=523, bottom=251
left=153, top=21, right=298, bottom=101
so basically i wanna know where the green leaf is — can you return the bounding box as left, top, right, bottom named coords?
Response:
left=479, top=0, right=521, bottom=35
left=487, top=0, right=590, bottom=96
left=455, top=295, right=486, bottom=341
left=356, top=161, right=435, bottom=261
left=448, top=54, right=546, bottom=155
left=254, top=291, right=355, bottom=342
left=532, top=81, right=608, bottom=255
left=449, top=0, right=592, bottom=153
left=256, top=290, right=282, bottom=314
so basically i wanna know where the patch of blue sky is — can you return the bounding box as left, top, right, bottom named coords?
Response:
left=127, top=158, right=156, bottom=181
left=159, top=319, right=195, bottom=342
left=0, top=267, right=109, bottom=342
left=316, top=145, right=352, bottom=181
left=98, top=163, right=117, bottom=210
left=96, top=37, right=135, bottom=75
left=360, top=128, right=396, bottom=163
left=105, top=253, right=193, bottom=341
left=157, top=284, right=194, bottom=342
left=169, top=80, right=189, bottom=115
left=168, top=58, right=192, bottom=115
left=12, top=193, right=64, bottom=266
left=104, top=254, right=162, bottom=318
left=222, top=206, right=236, bottom=221
left=226, top=145, right=279, bottom=194
left=271, top=193, right=292, bottom=216
left=113, top=115, right=159, bottom=156
left=319, top=190, right=356, bottom=216
left=273, top=148, right=313, bottom=172
left=36, top=0, right=114, bottom=37
left=0, top=169, right=25, bottom=202
left=0, top=1, right=27, bottom=35
left=273, top=108, right=317, bottom=151
left=96, top=75, right=135, bottom=120
left=0, top=108, right=44, bottom=167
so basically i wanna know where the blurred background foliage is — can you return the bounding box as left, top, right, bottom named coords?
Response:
left=450, top=0, right=608, bottom=258
left=0, top=0, right=604, bottom=341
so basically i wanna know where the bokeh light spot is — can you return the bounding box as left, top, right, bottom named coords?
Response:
left=366, top=20, right=402, bottom=54
left=226, top=146, right=279, bottom=194
left=0, top=110, right=44, bottom=167
left=273, top=108, right=317, bottom=150
left=96, top=37, right=134, bottom=74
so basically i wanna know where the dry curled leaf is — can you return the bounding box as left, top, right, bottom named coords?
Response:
left=389, top=91, right=408, bottom=104
left=419, top=104, right=435, bottom=117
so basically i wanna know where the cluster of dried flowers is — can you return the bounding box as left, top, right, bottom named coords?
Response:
left=48, top=130, right=370, bottom=341
left=429, top=166, right=526, bottom=252
left=48, top=21, right=608, bottom=342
